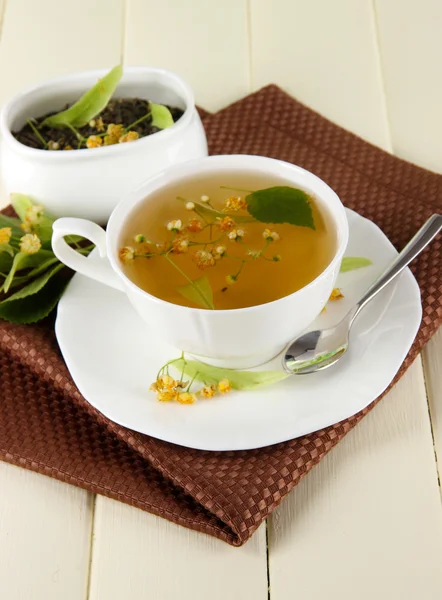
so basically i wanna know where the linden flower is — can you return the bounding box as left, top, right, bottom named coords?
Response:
left=86, top=135, right=103, bottom=149
left=177, top=392, right=196, bottom=405
left=119, top=246, right=135, bottom=262
left=193, top=249, right=216, bottom=269
left=172, top=236, right=189, bottom=254
left=107, top=123, right=124, bottom=139
left=63, top=145, right=73, bottom=151
left=227, top=228, right=245, bottom=241
left=224, top=196, right=247, bottom=212
left=134, top=234, right=146, bottom=243
left=20, top=221, right=32, bottom=233
left=187, top=218, right=204, bottom=233
left=200, top=195, right=210, bottom=202
left=247, top=250, right=260, bottom=259
left=329, top=288, right=344, bottom=301
left=119, top=131, right=139, bottom=143
left=19, top=233, right=41, bottom=255
left=158, top=374, right=177, bottom=389
left=167, top=219, right=183, bottom=232
left=226, top=274, right=237, bottom=285
left=185, top=201, right=195, bottom=211
left=272, top=254, right=282, bottom=262
left=218, top=379, right=232, bottom=394
left=0, top=227, right=12, bottom=244
left=47, top=141, right=60, bottom=150
left=157, top=389, right=177, bottom=402
left=263, top=229, right=280, bottom=241
left=95, top=117, right=105, bottom=132
left=200, top=385, right=216, bottom=399
left=213, top=245, right=226, bottom=259
left=216, top=216, right=235, bottom=231
left=25, top=204, right=44, bottom=225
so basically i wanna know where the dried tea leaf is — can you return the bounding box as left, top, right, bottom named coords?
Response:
left=340, top=257, right=372, bottom=272
left=246, top=187, right=315, bottom=229
left=177, top=275, right=214, bottom=309
left=41, top=65, right=123, bottom=128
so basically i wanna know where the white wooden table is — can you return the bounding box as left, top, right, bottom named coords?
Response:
left=0, top=1, right=441, bottom=598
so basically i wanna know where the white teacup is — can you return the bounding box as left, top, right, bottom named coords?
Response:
left=52, top=155, right=348, bottom=369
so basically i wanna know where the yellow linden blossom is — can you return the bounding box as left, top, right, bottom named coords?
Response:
left=63, top=145, right=73, bottom=151
left=25, top=204, right=44, bottom=225
left=86, top=135, right=103, bottom=149
left=200, top=195, right=210, bottom=203
left=193, top=249, right=215, bottom=270
left=187, top=218, right=204, bottom=233
left=47, top=141, right=60, bottom=150
left=157, top=389, right=177, bottom=402
left=216, top=216, right=235, bottom=232
left=167, top=219, right=183, bottom=232
left=218, top=379, right=232, bottom=394
left=134, top=234, right=146, bottom=243
left=95, top=117, right=105, bottom=132
left=185, top=201, right=195, bottom=211
left=263, top=229, right=280, bottom=241
left=329, top=288, right=344, bottom=301
left=19, top=233, right=41, bottom=255
left=226, top=274, right=236, bottom=285
left=200, top=385, right=216, bottom=399
left=213, top=245, right=226, bottom=259
left=227, top=228, right=245, bottom=241
left=119, top=131, right=139, bottom=143
left=119, top=246, right=135, bottom=262
left=20, top=221, right=32, bottom=233
left=224, top=196, right=247, bottom=212
left=172, top=236, right=189, bottom=254
left=177, top=391, right=196, bottom=404
left=0, top=227, right=12, bottom=244
left=107, top=123, right=124, bottom=139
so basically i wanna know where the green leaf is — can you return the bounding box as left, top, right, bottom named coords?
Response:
left=150, top=102, right=174, bottom=129
left=0, top=273, right=68, bottom=323
left=0, top=252, right=13, bottom=274
left=246, top=187, right=315, bottom=229
left=172, top=358, right=289, bottom=390
left=41, top=65, right=123, bottom=128
left=10, top=193, right=55, bottom=242
left=0, top=243, right=14, bottom=257
left=0, top=213, right=22, bottom=237
left=1, top=263, right=64, bottom=302
left=2, top=249, right=55, bottom=293
left=10, top=193, right=33, bottom=221
left=340, top=257, right=372, bottom=273
left=177, top=275, right=214, bottom=309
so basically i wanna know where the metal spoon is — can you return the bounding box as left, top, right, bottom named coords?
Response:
left=283, top=214, right=442, bottom=375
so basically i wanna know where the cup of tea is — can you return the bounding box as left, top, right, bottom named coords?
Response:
left=52, top=155, right=348, bottom=368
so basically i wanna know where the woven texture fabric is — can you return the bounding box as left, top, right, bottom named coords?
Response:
left=0, top=86, right=441, bottom=546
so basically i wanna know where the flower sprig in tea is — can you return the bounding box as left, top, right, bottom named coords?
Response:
left=119, top=185, right=315, bottom=309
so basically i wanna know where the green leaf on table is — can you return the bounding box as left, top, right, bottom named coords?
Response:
left=1, top=263, right=64, bottom=302
left=245, top=187, right=315, bottom=229
left=41, top=65, right=123, bottom=128
left=10, top=193, right=33, bottom=221
left=150, top=102, right=174, bottom=129
left=177, top=275, right=214, bottom=309
left=0, top=273, right=68, bottom=323
left=0, top=243, right=14, bottom=257
left=340, top=257, right=372, bottom=272
left=172, top=358, right=289, bottom=390
left=2, top=249, right=55, bottom=293
left=0, top=213, right=22, bottom=237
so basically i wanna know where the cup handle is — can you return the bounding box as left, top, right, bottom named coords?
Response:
left=52, top=217, right=124, bottom=291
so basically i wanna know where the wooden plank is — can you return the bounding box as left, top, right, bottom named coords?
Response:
left=0, top=462, right=93, bottom=600
left=124, top=0, right=250, bottom=111
left=0, top=0, right=124, bottom=107
left=250, top=0, right=391, bottom=148
left=268, top=360, right=442, bottom=599
left=423, top=328, right=442, bottom=489
left=374, top=0, right=442, bottom=171
left=88, top=498, right=268, bottom=600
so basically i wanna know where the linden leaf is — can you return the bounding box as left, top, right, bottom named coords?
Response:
left=340, top=257, right=372, bottom=272
left=0, top=243, right=14, bottom=257
left=2, top=249, right=55, bottom=293
left=246, top=187, right=315, bottom=229
left=172, top=358, right=289, bottom=390
left=1, top=263, right=64, bottom=302
left=41, top=65, right=123, bottom=128
left=0, top=273, right=68, bottom=323
left=177, top=275, right=214, bottom=309
left=0, top=213, right=22, bottom=237
left=150, top=102, right=174, bottom=129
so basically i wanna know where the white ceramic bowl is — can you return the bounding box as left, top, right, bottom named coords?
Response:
left=52, top=155, right=349, bottom=369
left=0, top=67, right=208, bottom=224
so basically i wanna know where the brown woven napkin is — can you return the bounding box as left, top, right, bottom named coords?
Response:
left=0, top=86, right=441, bottom=546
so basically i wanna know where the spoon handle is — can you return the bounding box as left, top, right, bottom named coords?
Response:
left=353, top=214, right=442, bottom=321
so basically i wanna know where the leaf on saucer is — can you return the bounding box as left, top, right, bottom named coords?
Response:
left=150, top=102, right=174, bottom=129
left=340, top=257, right=372, bottom=272
left=41, top=65, right=123, bottom=128
left=0, top=273, right=68, bottom=323
left=177, top=275, right=214, bottom=309
left=172, top=358, right=289, bottom=390
left=246, top=187, right=315, bottom=229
